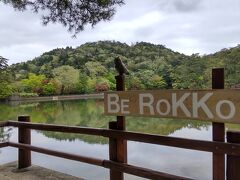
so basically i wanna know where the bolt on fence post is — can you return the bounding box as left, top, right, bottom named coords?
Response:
left=18, top=115, right=31, bottom=169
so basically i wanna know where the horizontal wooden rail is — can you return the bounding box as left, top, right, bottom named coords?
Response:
left=8, top=142, right=104, bottom=167
left=7, top=142, right=190, bottom=180
left=0, top=142, right=9, bottom=148
left=106, top=129, right=240, bottom=156
left=7, top=121, right=240, bottom=155
left=103, top=160, right=192, bottom=180
left=0, top=121, right=8, bottom=127
left=8, top=121, right=103, bottom=136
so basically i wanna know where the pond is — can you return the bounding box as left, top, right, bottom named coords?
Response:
left=0, top=99, right=240, bottom=180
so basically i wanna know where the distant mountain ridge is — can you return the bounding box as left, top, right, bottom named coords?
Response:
left=9, top=41, right=240, bottom=89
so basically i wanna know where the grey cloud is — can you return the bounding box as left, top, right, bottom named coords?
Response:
left=134, top=26, right=155, bottom=38
left=174, top=0, right=202, bottom=12
left=1, top=0, right=240, bottom=63
left=158, top=0, right=203, bottom=13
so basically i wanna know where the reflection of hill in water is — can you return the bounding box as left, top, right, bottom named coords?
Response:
left=2, top=99, right=240, bottom=144
left=42, top=132, right=108, bottom=144
left=41, top=118, right=210, bottom=144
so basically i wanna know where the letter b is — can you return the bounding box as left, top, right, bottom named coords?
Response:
left=108, top=94, right=120, bottom=113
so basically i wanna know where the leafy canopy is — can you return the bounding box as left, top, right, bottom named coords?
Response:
left=2, top=0, right=124, bottom=35
left=0, top=56, right=12, bottom=98
left=0, top=56, right=8, bottom=70
left=5, top=41, right=240, bottom=97
left=53, top=65, right=79, bottom=94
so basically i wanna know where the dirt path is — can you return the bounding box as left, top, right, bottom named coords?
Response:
left=0, top=162, right=83, bottom=180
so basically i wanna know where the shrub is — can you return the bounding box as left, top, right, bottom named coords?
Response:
left=95, top=82, right=109, bottom=92
left=19, top=92, right=39, bottom=97
left=0, top=83, right=13, bottom=98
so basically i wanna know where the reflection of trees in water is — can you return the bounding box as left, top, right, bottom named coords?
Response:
left=0, top=127, right=12, bottom=142
left=41, top=118, right=210, bottom=144
left=0, top=102, right=39, bottom=121
left=37, top=100, right=111, bottom=144
left=1, top=99, right=232, bottom=144
left=126, top=117, right=210, bottom=135
left=226, top=123, right=240, bottom=131
left=42, top=131, right=108, bottom=144
left=0, top=127, right=12, bottom=154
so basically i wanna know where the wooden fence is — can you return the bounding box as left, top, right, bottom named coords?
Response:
left=0, top=117, right=240, bottom=179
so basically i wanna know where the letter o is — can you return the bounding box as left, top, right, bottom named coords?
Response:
left=156, top=99, right=171, bottom=116
left=216, top=100, right=236, bottom=120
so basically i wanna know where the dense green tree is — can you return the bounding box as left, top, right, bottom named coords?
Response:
left=104, top=72, right=115, bottom=90
left=171, top=55, right=207, bottom=89
left=42, top=79, right=59, bottom=95
left=85, top=61, right=107, bottom=77
left=0, top=56, right=12, bottom=98
left=53, top=65, right=79, bottom=94
left=0, top=82, right=12, bottom=98
left=87, top=78, right=97, bottom=93
left=148, top=75, right=167, bottom=89
left=137, top=70, right=155, bottom=89
left=76, top=71, right=90, bottom=94
left=0, top=56, right=8, bottom=70
left=20, top=73, right=59, bottom=95
left=21, top=73, right=46, bottom=94
left=126, top=75, right=144, bottom=90
left=7, top=41, right=240, bottom=94
left=205, top=47, right=240, bottom=87
left=0, top=56, right=9, bottom=82
left=95, top=78, right=110, bottom=92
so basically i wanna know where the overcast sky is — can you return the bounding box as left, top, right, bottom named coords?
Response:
left=0, top=0, right=240, bottom=64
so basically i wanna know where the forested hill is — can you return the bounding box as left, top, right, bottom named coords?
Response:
left=6, top=41, right=240, bottom=97
left=10, top=41, right=186, bottom=85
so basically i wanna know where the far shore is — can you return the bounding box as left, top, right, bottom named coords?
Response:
left=4, top=93, right=104, bottom=103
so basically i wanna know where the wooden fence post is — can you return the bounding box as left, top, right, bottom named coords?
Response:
left=18, top=115, right=31, bottom=169
left=115, top=74, right=127, bottom=164
left=227, top=131, right=240, bottom=180
left=212, top=68, right=225, bottom=180
left=109, top=58, right=128, bottom=180
left=109, top=121, right=121, bottom=179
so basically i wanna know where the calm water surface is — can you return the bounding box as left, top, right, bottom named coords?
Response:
left=0, top=100, right=239, bottom=180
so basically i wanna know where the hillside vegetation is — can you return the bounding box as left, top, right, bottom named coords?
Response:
left=2, top=41, right=240, bottom=98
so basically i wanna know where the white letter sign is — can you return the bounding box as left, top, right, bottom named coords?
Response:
left=104, top=90, right=240, bottom=124
left=192, top=93, right=213, bottom=119
left=139, top=93, right=154, bottom=115
left=107, top=94, right=120, bottom=113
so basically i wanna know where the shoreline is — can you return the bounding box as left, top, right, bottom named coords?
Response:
left=5, top=93, right=104, bottom=103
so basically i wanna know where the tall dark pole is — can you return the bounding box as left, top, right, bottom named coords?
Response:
left=115, top=74, right=127, bottom=162
left=212, top=68, right=225, bottom=180
left=109, top=57, right=128, bottom=180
